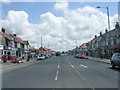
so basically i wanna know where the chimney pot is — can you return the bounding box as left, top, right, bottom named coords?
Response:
left=100, top=31, right=102, bottom=36
left=1, top=28, right=5, bottom=33
left=95, top=35, right=97, bottom=38
left=115, top=22, right=119, bottom=29
left=13, top=34, right=17, bottom=36
left=105, top=28, right=108, bottom=33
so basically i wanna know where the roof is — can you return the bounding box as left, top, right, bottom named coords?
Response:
left=110, top=29, right=117, bottom=37
left=39, top=47, right=49, bottom=51
left=23, top=41, right=29, bottom=45
left=12, top=35, right=25, bottom=44
left=0, top=32, right=12, bottom=40
left=0, top=31, right=28, bottom=45
left=80, top=43, right=89, bottom=49
left=29, top=47, right=36, bottom=51
left=0, top=32, right=2, bottom=37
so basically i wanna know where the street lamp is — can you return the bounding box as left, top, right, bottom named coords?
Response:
left=40, top=35, right=45, bottom=55
left=40, top=35, right=45, bottom=48
left=96, top=6, right=110, bottom=31
left=96, top=6, right=111, bottom=58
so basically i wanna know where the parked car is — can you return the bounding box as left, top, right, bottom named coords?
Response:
left=44, top=54, right=49, bottom=58
left=11, top=56, right=23, bottom=63
left=74, top=54, right=80, bottom=58
left=11, top=56, right=17, bottom=63
left=74, top=54, right=88, bottom=59
left=56, top=52, right=61, bottom=56
left=37, top=55, right=45, bottom=61
left=110, top=53, right=120, bottom=68
left=17, top=57, right=23, bottom=63
left=79, top=54, right=88, bottom=59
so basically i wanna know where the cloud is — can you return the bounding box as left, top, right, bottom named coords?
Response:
left=54, top=0, right=68, bottom=11
left=1, top=3, right=118, bottom=51
left=1, top=10, right=40, bottom=48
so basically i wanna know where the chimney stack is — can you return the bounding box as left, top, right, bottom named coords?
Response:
left=1, top=28, right=5, bottom=33
left=95, top=35, right=97, bottom=38
left=100, top=31, right=102, bottom=36
left=115, top=22, right=119, bottom=29
left=105, top=28, right=108, bottom=33
left=13, top=34, right=17, bottom=36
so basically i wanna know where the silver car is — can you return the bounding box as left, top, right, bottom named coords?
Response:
left=37, top=55, right=45, bottom=61
left=110, top=53, right=120, bottom=68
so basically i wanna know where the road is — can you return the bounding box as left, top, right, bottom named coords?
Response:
left=2, top=55, right=120, bottom=89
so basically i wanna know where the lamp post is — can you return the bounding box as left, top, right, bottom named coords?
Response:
left=40, top=35, right=45, bottom=48
left=96, top=6, right=111, bottom=58
left=96, top=6, right=110, bottom=31
left=73, top=39, right=78, bottom=54
left=41, top=35, right=43, bottom=48
left=40, top=35, right=45, bottom=55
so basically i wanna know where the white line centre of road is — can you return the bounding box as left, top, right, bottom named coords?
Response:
left=75, top=70, right=82, bottom=77
left=57, top=65, right=59, bottom=69
left=55, top=59, right=60, bottom=81
left=69, top=62, right=70, bottom=64
left=71, top=64, right=75, bottom=68
left=80, top=64, right=88, bottom=68
left=55, top=70, right=59, bottom=80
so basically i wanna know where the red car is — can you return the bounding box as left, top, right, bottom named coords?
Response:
left=11, top=56, right=23, bottom=63
left=11, top=56, right=17, bottom=63
left=79, top=54, right=88, bottom=59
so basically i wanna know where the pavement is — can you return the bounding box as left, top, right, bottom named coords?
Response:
left=88, top=56, right=111, bottom=64
left=2, top=55, right=119, bottom=89
left=0, top=58, right=37, bottom=74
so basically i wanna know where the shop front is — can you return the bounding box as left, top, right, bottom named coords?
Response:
left=11, top=48, right=18, bottom=63
left=3, top=46, right=12, bottom=60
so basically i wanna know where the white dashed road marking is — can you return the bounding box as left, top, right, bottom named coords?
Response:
left=71, top=64, right=75, bottom=68
left=69, top=62, right=70, bottom=64
left=57, top=65, right=59, bottom=68
left=80, top=64, right=88, bottom=68
left=55, top=70, right=59, bottom=81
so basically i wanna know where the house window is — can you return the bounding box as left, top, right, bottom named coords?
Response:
left=17, top=43, right=20, bottom=48
left=106, top=39, right=108, bottom=46
left=111, top=37, right=113, bottom=45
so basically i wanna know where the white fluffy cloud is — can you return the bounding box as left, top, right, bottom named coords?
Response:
left=54, top=1, right=68, bottom=11
left=1, top=2, right=118, bottom=51
left=1, top=10, right=40, bottom=48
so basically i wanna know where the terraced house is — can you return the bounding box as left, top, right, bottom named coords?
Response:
left=88, top=22, right=120, bottom=59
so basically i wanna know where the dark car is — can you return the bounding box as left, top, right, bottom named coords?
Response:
left=74, top=54, right=80, bottom=58
left=110, top=53, right=120, bottom=68
left=56, top=52, right=61, bottom=56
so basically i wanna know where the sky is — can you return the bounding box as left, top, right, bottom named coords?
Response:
left=0, top=1, right=119, bottom=51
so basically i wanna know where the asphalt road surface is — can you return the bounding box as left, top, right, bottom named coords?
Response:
left=2, top=55, right=120, bottom=89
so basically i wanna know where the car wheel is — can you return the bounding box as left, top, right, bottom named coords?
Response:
left=111, top=62, right=115, bottom=68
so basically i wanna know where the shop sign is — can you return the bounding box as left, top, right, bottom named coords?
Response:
left=4, top=46, right=12, bottom=50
